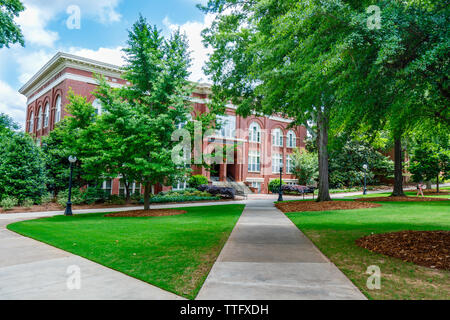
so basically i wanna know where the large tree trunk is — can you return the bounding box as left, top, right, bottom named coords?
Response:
left=316, top=110, right=331, bottom=202
left=391, top=137, right=406, bottom=197
left=124, top=182, right=131, bottom=203
left=143, top=182, right=151, bottom=210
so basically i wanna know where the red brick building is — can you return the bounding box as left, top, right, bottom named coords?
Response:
left=20, top=52, right=307, bottom=194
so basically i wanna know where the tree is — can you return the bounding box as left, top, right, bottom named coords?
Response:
left=291, top=149, right=318, bottom=186
left=409, top=141, right=449, bottom=193
left=0, top=0, right=25, bottom=48
left=0, top=112, right=19, bottom=133
left=0, top=129, right=46, bottom=203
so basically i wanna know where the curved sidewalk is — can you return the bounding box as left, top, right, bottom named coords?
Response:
left=196, top=200, right=366, bottom=300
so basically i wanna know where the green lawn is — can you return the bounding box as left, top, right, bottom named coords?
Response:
left=285, top=200, right=450, bottom=300
left=7, top=204, right=245, bottom=299
left=346, top=188, right=450, bottom=199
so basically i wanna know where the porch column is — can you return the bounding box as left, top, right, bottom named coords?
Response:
left=219, top=164, right=227, bottom=182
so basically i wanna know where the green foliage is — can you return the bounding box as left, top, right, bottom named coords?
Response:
left=0, top=196, right=18, bottom=210
left=0, top=130, right=47, bottom=203
left=40, top=192, right=53, bottom=205
left=328, top=139, right=394, bottom=189
left=291, top=149, right=319, bottom=186
left=268, top=179, right=285, bottom=194
left=0, top=112, right=19, bottom=133
left=105, top=195, right=127, bottom=205
left=57, top=186, right=108, bottom=206
left=146, top=195, right=219, bottom=204
left=22, top=198, right=34, bottom=208
left=0, top=0, right=24, bottom=48
left=188, top=175, right=209, bottom=189
left=409, top=141, right=450, bottom=184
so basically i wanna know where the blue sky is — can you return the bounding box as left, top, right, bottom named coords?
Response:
left=0, top=0, right=213, bottom=127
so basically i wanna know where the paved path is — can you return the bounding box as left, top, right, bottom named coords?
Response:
left=0, top=218, right=184, bottom=300
left=196, top=200, right=366, bottom=300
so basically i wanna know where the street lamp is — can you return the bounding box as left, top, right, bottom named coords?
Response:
left=363, top=164, right=368, bottom=195
left=278, top=164, right=284, bottom=202
left=65, top=156, right=77, bottom=216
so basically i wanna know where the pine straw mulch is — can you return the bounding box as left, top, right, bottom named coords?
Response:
left=355, top=196, right=449, bottom=202
left=275, top=200, right=381, bottom=213
left=423, top=190, right=450, bottom=196
left=104, top=209, right=187, bottom=217
left=356, top=230, right=450, bottom=270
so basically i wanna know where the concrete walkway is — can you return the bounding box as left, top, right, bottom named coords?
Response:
left=0, top=217, right=184, bottom=300
left=196, top=200, right=366, bottom=300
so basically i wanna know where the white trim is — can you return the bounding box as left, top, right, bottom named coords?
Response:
left=246, top=178, right=264, bottom=182
left=26, top=73, right=122, bottom=105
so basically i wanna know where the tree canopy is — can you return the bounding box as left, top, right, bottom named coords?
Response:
left=0, top=0, right=25, bottom=48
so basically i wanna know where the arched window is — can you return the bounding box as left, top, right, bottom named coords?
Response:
left=249, top=122, right=261, bottom=143
left=272, top=128, right=283, bottom=147
left=28, top=111, right=34, bottom=132
left=55, top=96, right=61, bottom=123
left=37, top=107, right=42, bottom=130
left=44, top=103, right=49, bottom=128
left=92, top=99, right=102, bottom=116
left=287, top=130, right=296, bottom=148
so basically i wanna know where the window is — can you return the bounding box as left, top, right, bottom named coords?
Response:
left=132, top=182, right=141, bottom=195
left=249, top=122, right=261, bottom=143
left=102, top=180, right=113, bottom=195
left=287, top=130, right=296, bottom=148
left=272, top=128, right=283, bottom=147
left=250, top=182, right=262, bottom=193
left=176, top=114, right=192, bottom=129
left=44, top=103, right=49, bottom=128
left=272, top=153, right=283, bottom=173
left=248, top=150, right=261, bottom=172
left=28, top=111, right=34, bottom=132
left=37, top=107, right=42, bottom=130
left=286, top=155, right=294, bottom=174
left=92, top=99, right=102, bottom=116
left=216, top=115, right=236, bottom=138
left=55, top=96, right=61, bottom=123
left=119, top=180, right=126, bottom=196
left=36, top=137, right=41, bottom=146
left=173, top=180, right=188, bottom=190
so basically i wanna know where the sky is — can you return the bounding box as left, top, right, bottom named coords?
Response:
left=0, top=0, right=214, bottom=128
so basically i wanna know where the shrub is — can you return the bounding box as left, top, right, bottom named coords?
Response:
left=80, top=186, right=106, bottom=204
left=40, top=192, right=54, bottom=205
left=188, top=175, right=209, bottom=189
left=268, top=179, right=286, bottom=193
left=139, top=195, right=220, bottom=204
left=105, top=195, right=126, bottom=205
left=22, top=198, right=34, bottom=208
left=56, top=194, right=68, bottom=207
left=0, top=197, right=18, bottom=210
left=197, top=185, right=235, bottom=199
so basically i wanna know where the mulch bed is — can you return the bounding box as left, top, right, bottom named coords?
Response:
left=275, top=200, right=381, bottom=213
left=104, top=209, right=187, bottom=217
left=423, top=190, right=450, bottom=196
left=355, top=196, right=449, bottom=202
left=356, top=230, right=450, bottom=270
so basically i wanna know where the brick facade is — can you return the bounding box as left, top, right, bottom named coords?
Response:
left=20, top=52, right=307, bottom=194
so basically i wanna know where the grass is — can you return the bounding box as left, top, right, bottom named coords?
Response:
left=346, top=189, right=450, bottom=199
left=285, top=200, right=450, bottom=300
left=7, top=204, right=245, bottom=299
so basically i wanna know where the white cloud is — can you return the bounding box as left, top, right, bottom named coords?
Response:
left=68, top=46, right=125, bottom=67
left=0, top=80, right=27, bottom=128
left=16, top=0, right=123, bottom=48
left=163, top=14, right=215, bottom=83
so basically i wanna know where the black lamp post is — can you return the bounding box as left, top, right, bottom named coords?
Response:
left=278, top=164, right=284, bottom=202
left=363, top=164, right=368, bottom=195
left=65, top=156, right=77, bottom=216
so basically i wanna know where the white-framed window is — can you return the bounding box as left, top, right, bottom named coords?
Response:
left=272, top=153, right=283, bottom=173
left=132, top=182, right=141, bottom=195
left=44, top=103, right=49, bottom=128
left=249, top=122, right=261, bottom=143
left=216, top=115, right=236, bottom=138
left=287, top=181, right=297, bottom=186
left=272, top=128, right=283, bottom=147
left=251, top=182, right=262, bottom=193
left=37, top=107, right=42, bottom=130
left=173, top=180, right=188, bottom=190
left=93, top=99, right=102, bottom=116
left=28, top=111, right=34, bottom=132
left=55, top=96, right=61, bottom=123
left=102, top=180, right=113, bottom=195
left=286, top=154, right=294, bottom=174
left=119, top=180, right=127, bottom=196
left=287, top=130, right=296, bottom=148
left=248, top=150, right=261, bottom=172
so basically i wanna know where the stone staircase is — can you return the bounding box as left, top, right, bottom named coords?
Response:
left=212, top=178, right=253, bottom=197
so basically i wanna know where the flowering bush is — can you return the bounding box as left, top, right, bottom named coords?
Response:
left=197, top=185, right=236, bottom=199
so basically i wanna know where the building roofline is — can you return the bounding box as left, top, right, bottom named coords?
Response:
left=19, top=51, right=212, bottom=98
